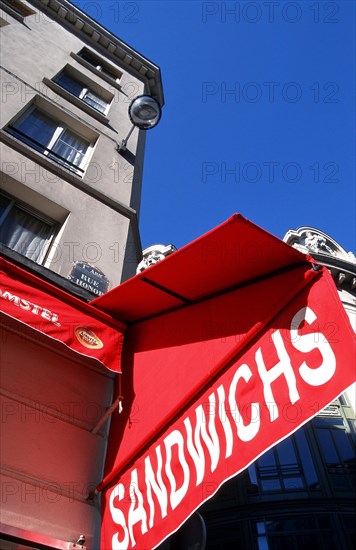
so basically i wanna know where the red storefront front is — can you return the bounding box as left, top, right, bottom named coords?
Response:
left=0, top=256, right=125, bottom=549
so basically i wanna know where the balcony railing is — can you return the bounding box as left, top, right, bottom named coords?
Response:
left=6, top=126, right=85, bottom=175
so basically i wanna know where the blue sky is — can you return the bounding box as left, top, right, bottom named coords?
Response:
left=74, top=0, right=355, bottom=252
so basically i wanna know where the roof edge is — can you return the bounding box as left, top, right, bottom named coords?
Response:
left=26, top=0, right=164, bottom=106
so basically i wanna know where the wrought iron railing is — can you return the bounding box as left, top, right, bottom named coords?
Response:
left=6, top=126, right=85, bottom=175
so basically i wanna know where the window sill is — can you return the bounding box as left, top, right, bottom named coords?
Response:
left=0, top=129, right=86, bottom=185
left=70, top=52, right=122, bottom=91
left=43, top=78, right=110, bottom=126
left=0, top=0, right=35, bottom=22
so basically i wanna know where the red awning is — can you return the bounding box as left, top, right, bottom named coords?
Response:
left=95, top=215, right=356, bottom=550
left=92, top=214, right=309, bottom=322
left=0, top=256, right=125, bottom=373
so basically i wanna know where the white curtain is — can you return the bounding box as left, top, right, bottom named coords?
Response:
left=51, top=129, right=88, bottom=167
left=83, top=91, right=107, bottom=113
left=0, top=206, right=51, bottom=262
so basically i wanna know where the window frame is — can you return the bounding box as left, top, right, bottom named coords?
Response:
left=312, top=413, right=355, bottom=490
left=77, top=48, right=122, bottom=82
left=252, top=514, right=339, bottom=550
left=248, top=430, right=320, bottom=495
left=70, top=50, right=123, bottom=91
left=52, top=70, right=112, bottom=116
left=0, top=191, right=57, bottom=265
left=6, top=104, right=94, bottom=177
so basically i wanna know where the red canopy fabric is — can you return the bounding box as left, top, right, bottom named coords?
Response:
left=100, top=268, right=355, bottom=550
left=0, top=256, right=125, bottom=373
left=92, top=214, right=308, bottom=322
left=94, top=215, right=356, bottom=550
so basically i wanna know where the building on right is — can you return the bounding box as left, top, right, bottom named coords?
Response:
left=198, top=227, right=356, bottom=550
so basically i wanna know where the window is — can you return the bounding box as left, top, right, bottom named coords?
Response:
left=78, top=49, right=120, bottom=80
left=253, top=515, right=338, bottom=550
left=71, top=48, right=123, bottom=87
left=0, top=193, right=56, bottom=264
left=6, top=107, right=90, bottom=175
left=247, top=430, right=319, bottom=494
left=313, top=415, right=355, bottom=490
left=53, top=71, right=109, bottom=114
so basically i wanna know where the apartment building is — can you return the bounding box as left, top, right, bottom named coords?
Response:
left=1, top=0, right=163, bottom=294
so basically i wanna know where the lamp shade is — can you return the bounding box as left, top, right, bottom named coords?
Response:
left=128, top=95, right=162, bottom=129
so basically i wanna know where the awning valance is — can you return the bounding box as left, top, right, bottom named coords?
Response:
left=0, top=256, right=125, bottom=373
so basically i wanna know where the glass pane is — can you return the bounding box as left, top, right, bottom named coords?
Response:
left=248, top=464, right=257, bottom=484
left=83, top=91, right=107, bottom=113
left=257, top=536, right=269, bottom=550
left=283, top=477, right=304, bottom=490
left=246, top=465, right=260, bottom=495
left=0, top=205, right=52, bottom=262
left=316, top=429, right=339, bottom=464
left=0, top=194, right=11, bottom=218
left=295, top=429, right=319, bottom=489
left=338, top=395, right=348, bottom=406
left=261, top=479, right=281, bottom=491
left=51, top=129, right=88, bottom=167
left=54, top=72, right=83, bottom=97
left=14, top=109, right=57, bottom=149
left=276, top=438, right=297, bottom=465
left=333, top=430, right=355, bottom=462
left=259, top=450, right=276, bottom=468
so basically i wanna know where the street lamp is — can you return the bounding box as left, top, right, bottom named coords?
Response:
left=116, top=95, right=162, bottom=153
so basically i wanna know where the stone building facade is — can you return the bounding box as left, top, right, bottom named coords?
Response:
left=1, top=0, right=163, bottom=295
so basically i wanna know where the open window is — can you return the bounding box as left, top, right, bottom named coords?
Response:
left=71, top=48, right=123, bottom=87
left=78, top=48, right=121, bottom=80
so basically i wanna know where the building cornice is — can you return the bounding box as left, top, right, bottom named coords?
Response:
left=284, top=226, right=356, bottom=291
left=26, top=0, right=164, bottom=106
